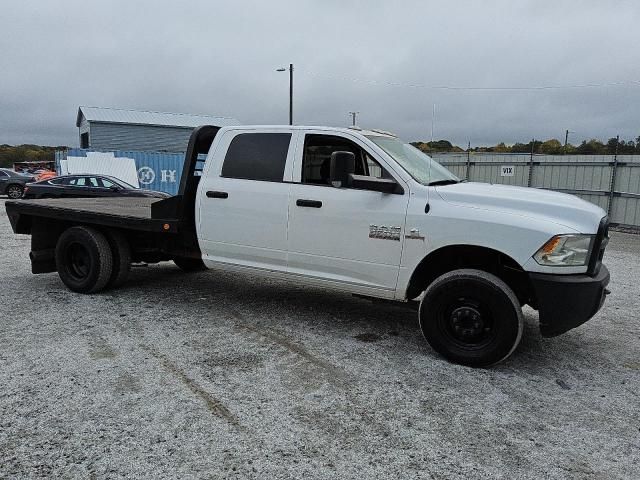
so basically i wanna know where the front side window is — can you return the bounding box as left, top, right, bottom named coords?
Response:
left=366, top=135, right=459, bottom=186
left=99, top=178, right=115, bottom=188
left=302, top=134, right=387, bottom=185
left=221, top=132, right=291, bottom=182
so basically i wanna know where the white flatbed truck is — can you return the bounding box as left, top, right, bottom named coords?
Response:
left=6, top=125, right=610, bottom=366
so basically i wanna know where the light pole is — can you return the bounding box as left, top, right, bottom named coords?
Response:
left=564, top=129, right=574, bottom=153
left=348, top=111, right=359, bottom=126
left=276, top=64, right=293, bottom=125
left=430, top=103, right=436, bottom=143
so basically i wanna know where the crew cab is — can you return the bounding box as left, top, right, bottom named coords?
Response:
left=5, top=125, right=610, bottom=366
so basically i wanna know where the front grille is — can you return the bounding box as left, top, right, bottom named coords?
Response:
left=587, top=216, right=609, bottom=276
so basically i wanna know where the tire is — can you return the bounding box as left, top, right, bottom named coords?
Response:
left=173, top=256, right=207, bottom=272
left=105, top=230, right=131, bottom=289
left=6, top=184, right=23, bottom=199
left=419, top=269, right=523, bottom=367
left=55, top=226, right=113, bottom=293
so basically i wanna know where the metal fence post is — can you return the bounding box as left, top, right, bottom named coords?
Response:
left=527, top=138, right=534, bottom=187
left=607, top=135, right=619, bottom=217
left=466, top=141, right=471, bottom=180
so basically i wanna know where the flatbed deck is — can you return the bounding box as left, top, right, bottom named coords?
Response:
left=6, top=197, right=179, bottom=233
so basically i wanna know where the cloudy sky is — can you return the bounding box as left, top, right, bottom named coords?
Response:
left=2, top=0, right=639, bottom=147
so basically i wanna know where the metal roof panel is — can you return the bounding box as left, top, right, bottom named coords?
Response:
left=77, top=106, right=240, bottom=128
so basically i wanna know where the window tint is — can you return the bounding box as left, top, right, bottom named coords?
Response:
left=87, top=177, right=99, bottom=187
left=48, top=178, right=63, bottom=185
left=302, top=135, right=386, bottom=185
left=221, top=133, right=291, bottom=182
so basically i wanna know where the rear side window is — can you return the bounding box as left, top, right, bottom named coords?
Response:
left=221, top=133, right=291, bottom=182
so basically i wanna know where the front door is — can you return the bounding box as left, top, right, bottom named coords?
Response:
left=287, top=132, right=409, bottom=297
left=197, top=130, right=296, bottom=272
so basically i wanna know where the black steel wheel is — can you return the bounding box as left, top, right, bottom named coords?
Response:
left=419, top=269, right=523, bottom=367
left=55, top=226, right=113, bottom=293
left=6, top=184, right=23, bottom=199
left=173, top=256, right=207, bottom=272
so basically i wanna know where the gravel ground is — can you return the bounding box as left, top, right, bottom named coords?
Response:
left=0, top=198, right=638, bottom=479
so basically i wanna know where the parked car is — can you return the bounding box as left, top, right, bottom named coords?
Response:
left=5, top=125, right=610, bottom=367
left=34, top=169, right=57, bottom=181
left=22, top=174, right=170, bottom=199
left=0, top=168, right=36, bottom=198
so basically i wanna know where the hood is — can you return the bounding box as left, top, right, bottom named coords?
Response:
left=435, top=182, right=606, bottom=234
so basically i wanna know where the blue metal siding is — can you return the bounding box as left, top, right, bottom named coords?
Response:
left=56, top=148, right=186, bottom=195
left=89, top=122, right=194, bottom=153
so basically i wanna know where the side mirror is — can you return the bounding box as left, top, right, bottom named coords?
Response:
left=329, top=151, right=355, bottom=188
left=349, top=174, right=404, bottom=194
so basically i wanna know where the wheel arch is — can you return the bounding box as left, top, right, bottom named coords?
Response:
left=405, top=244, right=535, bottom=306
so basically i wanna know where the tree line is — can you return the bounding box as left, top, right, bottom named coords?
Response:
left=412, top=136, right=640, bottom=155
left=2, top=135, right=640, bottom=170
left=0, top=145, right=62, bottom=168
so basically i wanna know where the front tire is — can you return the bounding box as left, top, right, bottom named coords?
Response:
left=419, top=269, right=523, bottom=367
left=55, top=226, right=113, bottom=293
left=6, top=184, right=24, bottom=199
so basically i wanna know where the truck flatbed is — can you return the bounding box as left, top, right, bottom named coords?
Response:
left=6, top=197, right=178, bottom=233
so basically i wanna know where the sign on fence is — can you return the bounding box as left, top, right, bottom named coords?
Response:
left=501, top=165, right=515, bottom=177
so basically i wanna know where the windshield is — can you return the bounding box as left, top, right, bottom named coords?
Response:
left=366, top=136, right=459, bottom=186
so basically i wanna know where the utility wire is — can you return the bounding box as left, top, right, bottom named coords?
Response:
left=300, top=69, right=640, bottom=91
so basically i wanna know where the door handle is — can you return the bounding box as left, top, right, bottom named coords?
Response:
left=296, top=199, right=322, bottom=208
left=206, top=191, right=228, bottom=199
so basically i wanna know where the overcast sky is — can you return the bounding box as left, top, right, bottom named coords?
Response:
left=2, top=0, right=639, bottom=147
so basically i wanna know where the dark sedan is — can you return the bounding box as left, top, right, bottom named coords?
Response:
left=0, top=168, right=36, bottom=198
left=22, top=174, right=170, bottom=199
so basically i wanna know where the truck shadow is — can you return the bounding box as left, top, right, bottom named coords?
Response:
left=116, top=263, right=617, bottom=373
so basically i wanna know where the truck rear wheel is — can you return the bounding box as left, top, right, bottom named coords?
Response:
left=55, top=226, right=113, bottom=293
left=419, top=269, right=523, bottom=367
left=173, top=257, right=207, bottom=272
left=105, top=230, right=131, bottom=289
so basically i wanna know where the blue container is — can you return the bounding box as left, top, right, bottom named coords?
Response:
left=56, top=148, right=186, bottom=195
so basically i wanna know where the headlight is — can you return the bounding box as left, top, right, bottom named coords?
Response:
left=534, top=234, right=594, bottom=266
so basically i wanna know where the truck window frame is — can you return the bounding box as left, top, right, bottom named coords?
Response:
left=297, top=133, right=399, bottom=189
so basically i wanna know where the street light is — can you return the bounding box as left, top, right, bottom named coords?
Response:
left=276, top=64, right=293, bottom=125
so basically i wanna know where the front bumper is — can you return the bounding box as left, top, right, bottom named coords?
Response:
left=529, top=264, right=610, bottom=337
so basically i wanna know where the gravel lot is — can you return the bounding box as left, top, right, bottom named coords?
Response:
left=0, top=198, right=638, bottom=479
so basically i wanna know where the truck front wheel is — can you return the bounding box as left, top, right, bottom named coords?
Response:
left=419, top=269, right=523, bottom=367
left=55, top=226, right=113, bottom=293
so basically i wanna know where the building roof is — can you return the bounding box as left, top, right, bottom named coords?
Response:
left=76, top=106, right=240, bottom=129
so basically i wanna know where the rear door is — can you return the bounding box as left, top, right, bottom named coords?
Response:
left=287, top=131, right=410, bottom=297
left=196, top=129, right=297, bottom=273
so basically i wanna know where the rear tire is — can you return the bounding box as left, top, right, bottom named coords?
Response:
left=6, top=184, right=23, bottom=199
left=55, top=226, right=113, bottom=293
left=105, top=230, right=131, bottom=289
left=173, top=257, right=207, bottom=272
left=419, top=269, right=523, bottom=367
